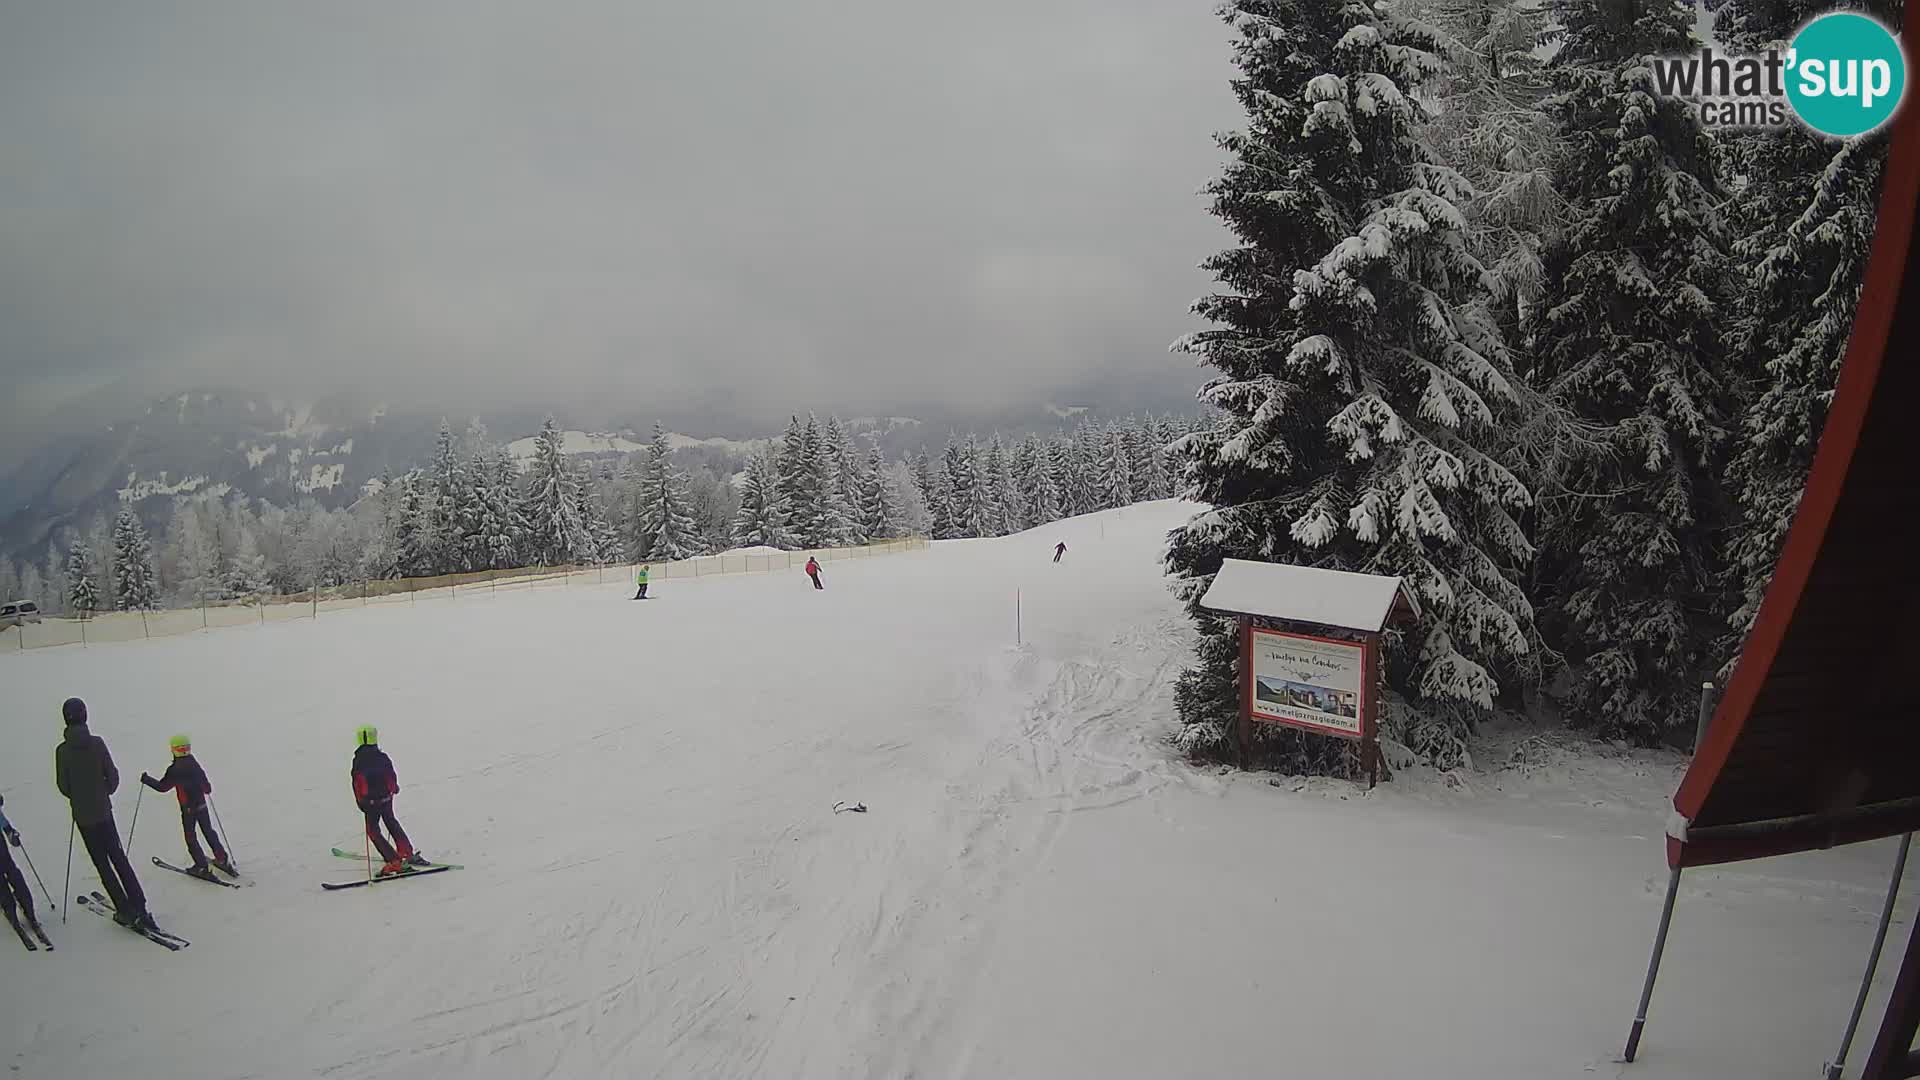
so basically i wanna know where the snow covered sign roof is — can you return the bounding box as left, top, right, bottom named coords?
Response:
left=1198, top=559, right=1419, bottom=633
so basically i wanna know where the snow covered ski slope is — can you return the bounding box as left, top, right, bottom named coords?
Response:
left=0, top=500, right=1911, bottom=1079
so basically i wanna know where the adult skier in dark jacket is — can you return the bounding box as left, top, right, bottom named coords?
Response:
left=0, top=793, right=43, bottom=943
left=351, top=725, right=426, bottom=876
left=142, top=734, right=234, bottom=878
left=54, top=698, right=152, bottom=930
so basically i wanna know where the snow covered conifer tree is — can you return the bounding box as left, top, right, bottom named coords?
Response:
left=944, top=437, right=983, bottom=538
left=980, top=435, right=1012, bottom=536
left=1713, top=0, right=1893, bottom=665
left=519, top=417, right=589, bottom=566
left=463, top=426, right=520, bottom=570
left=112, top=507, right=160, bottom=611
left=1009, top=436, right=1040, bottom=532
left=1166, top=0, right=1538, bottom=773
left=634, top=423, right=703, bottom=559
left=1025, top=436, right=1063, bottom=526
left=857, top=446, right=903, bottom=539
left=926, top=442, right=959, bottom=539
left=776, top=416, right=809, bottom=531
left=733, top=449, right=794, bottom=548
left=908, top=450, right=934, bottom=508
left=1141, top=418, right=1173, bottom=501
left=422, top=420, right=469, bottom=574
left=1101, top=426, right=1135, bottom=510
left=806, top=416, right=856, bottom=545
left=1530, top=0, right=1735, bottom=741
left=1045, top=439, right=1076, bottom=519
left=833, top=422, right=873, bottom=544
left=66, top=542, right=98, bottom=615
left=822, top=416, right=865, bottom=541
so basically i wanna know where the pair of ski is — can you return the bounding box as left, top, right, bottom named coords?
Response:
left=7, top=910, right=53, bottom=952
left=151, top=855, right=251, bottom=888
left=74, top=891, right=189, bottom=950
left=321, top=848, right=463, bottom=891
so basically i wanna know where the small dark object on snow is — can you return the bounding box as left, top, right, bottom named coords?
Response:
left=832, top=801, right=867, bottom=814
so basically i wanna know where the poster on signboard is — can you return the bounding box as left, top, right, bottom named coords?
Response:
left=1247, top=628, right=1367, bottom=738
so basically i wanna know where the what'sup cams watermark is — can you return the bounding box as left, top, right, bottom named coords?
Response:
left=1651, top=11, right=1907, bottom=137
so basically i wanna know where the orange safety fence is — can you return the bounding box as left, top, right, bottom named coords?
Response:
left=2, top=536, right=928, bottom=653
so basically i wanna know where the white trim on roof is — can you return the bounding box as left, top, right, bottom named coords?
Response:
left=1197, top=558, right=1418, bottom=633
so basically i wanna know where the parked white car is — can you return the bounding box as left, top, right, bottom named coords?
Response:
left=0, top=600, right=44, bottom=629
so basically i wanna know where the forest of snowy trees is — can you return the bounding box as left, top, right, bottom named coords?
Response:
left=0, top=412, right=1199, bottom=624
left=1166, top=0, right=1896, bottom=771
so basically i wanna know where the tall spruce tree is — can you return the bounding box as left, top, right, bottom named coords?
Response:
left=1531, top=0, right=1734, bottom=741
left=927, top=441, right=960, bottom=539
left=112, top=507, right=160, bottom=611
left=634, top=423, right=703, bottom=559
left=66, top=542, right=99, bottom=615
left=980, top=435, right=1013, bottom=536
left=1166, top=0, right=1537, bottom=773
left=520, top=417, right=589, bottom=566
left=1714, top=0, right=1897, bottom=664
left=464, top=425, right=520, bottom=570
left=1102, top=426, right=1135, bottom=510
left=857, top=446, right=903, bottom=540
left=423, top=420, right=468, bottom=573
left=733, top=449, right=794, bottom=548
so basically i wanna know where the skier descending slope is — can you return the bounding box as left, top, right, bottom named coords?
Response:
left=54, top=698, right=155, bottom=931
left=1054, top=541, right=1066, bottom=563
left=805, top=556, right=823, bottom=590
left=351, top=726, right=428, bottom=876
left=634, top=563, right=650, bottom=600
left=140, top=735, right=236, bottom=880
left=1, top=794, right=51, bottom=950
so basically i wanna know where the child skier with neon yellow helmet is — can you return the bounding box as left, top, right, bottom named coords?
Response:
left=141, top=734, right=235, bottom=879
left=350, top=725, right=427, bottom=876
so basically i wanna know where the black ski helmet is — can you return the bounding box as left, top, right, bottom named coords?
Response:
left=61, top=697, right=87, bottom=725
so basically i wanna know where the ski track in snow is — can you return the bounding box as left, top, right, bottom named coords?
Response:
left=1, top=500, right=1912, bottom=1079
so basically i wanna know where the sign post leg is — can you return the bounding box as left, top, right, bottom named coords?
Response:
left=1624, top=866, right=1683, bottom=1062
left=1236, top=617, right=1252, bottom=770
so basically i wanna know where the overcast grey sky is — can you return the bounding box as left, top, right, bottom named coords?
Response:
left=0, top=1, right=1237, bottom=431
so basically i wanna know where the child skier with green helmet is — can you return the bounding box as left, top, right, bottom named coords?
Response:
left=141, top=733, right=236, bottom=880
left=350, top=725, right=427, bottom=876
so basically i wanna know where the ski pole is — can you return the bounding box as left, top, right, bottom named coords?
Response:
left=210, top=797, right=236, bottom=864
left=16, top=838, right=54, bottom=911
left=126, top=784, right=144, bottom=850
left=62, top=820, right=74, bottom=924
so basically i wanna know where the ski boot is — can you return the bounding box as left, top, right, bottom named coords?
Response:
left=133, top=911, right=160, bottom=934
left=399, top=843, right=429, bottom=868
left=213, top=855, right=239, bottom=878
left=378, top=857, right=407, bottom=878
left=188, top=861, right=218, bottom=882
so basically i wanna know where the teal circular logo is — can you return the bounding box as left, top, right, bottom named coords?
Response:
left=1787, top=13, right=1907, bottom=138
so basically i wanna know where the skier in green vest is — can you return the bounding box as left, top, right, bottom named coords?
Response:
left=633, top=564, right=650, bottom=600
